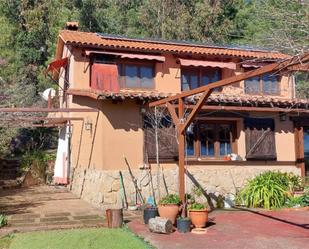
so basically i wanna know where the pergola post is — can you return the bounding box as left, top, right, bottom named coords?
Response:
left=178, top=97, right=185, bottom=204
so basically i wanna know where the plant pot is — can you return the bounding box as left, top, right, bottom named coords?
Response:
left=143, top=207, right=159, bottom=224
left=158, top=204, right=179, bottom=224
left=189, top=209, right=208, bottom=228
left=176, top=218, right=191, bottom=233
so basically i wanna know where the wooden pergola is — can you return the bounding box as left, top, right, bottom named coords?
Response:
left=149, top=52, right=309, bottom=203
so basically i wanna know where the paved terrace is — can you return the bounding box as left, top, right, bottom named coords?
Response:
left=129, top=209, right=309, bottom=249
left=0, top=185, right=140, bottom=236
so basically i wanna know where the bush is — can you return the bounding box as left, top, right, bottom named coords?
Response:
left=299, top=186, right=309, bottom=206
left=236, top=171, right=300, bottom=209
left=159, top=194, right=181, bottom=205
left=188, top=203, right=206, bottom=210
left=286, top=186, right=309, bottom=207
left=0, top=214, right=7, bottom=228
left=21, top=150, right=55, bottom=182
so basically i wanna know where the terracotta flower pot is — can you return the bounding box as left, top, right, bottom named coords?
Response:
left=158, top=204, right=179, bottom=224
left=189, top=209, right=208, bottom=228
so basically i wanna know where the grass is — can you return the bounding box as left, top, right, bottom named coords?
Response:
left=0, top=235, right=12, bottom=249
left=0, top=228, right=152, bottom=249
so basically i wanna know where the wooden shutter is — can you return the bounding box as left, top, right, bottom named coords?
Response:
left=144, top=126, right=178, bottom=161
left=245, top=118, right=276, bottom=160
left=91, top=63, right=119, bottom=92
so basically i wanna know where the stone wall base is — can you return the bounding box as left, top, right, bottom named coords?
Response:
left=69, top=165, right=300, bottom=209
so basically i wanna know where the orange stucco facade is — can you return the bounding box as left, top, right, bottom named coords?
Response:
left=53, top=35, right=302, bottom=208
left=58, top=44, right=299, bottom=170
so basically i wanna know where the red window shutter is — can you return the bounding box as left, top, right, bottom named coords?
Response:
left=91, top=64, right=119, bottom=92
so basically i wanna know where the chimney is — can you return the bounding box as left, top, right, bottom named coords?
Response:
left=65, top=22, right=79, bottom=31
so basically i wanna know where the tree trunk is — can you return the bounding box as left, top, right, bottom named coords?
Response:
left=148, top=217, right=173, bottom=234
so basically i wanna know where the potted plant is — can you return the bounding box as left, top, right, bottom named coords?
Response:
left=176, top=198, right=192, bottom=233
left=158, top=194, right=181, bottom=224
left=188, top=202, right=208, bottom=228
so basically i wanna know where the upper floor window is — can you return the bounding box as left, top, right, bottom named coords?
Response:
left=244, top=73, right=280, bottom=95
left=181, top=67, right=221, bottom=91
left=119, top=63, right=154, bottom=89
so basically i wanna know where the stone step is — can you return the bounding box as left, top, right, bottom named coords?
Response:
left=0, top=179, right=21, bottom=190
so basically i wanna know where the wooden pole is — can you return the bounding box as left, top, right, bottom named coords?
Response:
left=178, top=98, right=185, bottom=204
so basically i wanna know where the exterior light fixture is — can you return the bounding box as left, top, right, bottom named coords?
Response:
left=85, top=119, right=93, bottom=131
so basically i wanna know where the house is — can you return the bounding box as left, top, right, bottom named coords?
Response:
left=50, top=24, right=308, bottom=208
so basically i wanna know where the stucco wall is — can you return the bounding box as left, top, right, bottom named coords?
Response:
left=65, top=45, right=294, bottom=99
left=70, top=97, right=144, bottom=171
left=67, top=96, right=300, bottom=209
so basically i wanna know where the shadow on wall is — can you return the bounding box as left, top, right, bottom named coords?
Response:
left=185, top=169, right=216, bottom=210
left=101, top=99, right=140, bottom=132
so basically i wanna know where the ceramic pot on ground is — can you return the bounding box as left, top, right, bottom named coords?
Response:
left=189, top=209, right=208, bottom=228
left=158, top=204, right=179, bottom=224
left=143, top=207, right=159, bottom=224
left=176, top=218, right=191, bottom=233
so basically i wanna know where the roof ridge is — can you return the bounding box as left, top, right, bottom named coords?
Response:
left=58, top=30, right=290, bottom=59
left=60, top=30, right=286, bottom=55
left=96, top=32, right=284, bottom=54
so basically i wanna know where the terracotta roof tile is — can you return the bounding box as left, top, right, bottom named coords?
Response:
left=67, top=88, right=308, bottom=109
left=67, top=88, right=172, bottom=100
left=59, top=30, right=290, bottom=60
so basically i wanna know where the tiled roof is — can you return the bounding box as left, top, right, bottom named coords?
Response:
left=59, top=30, right=289, bottom=60
left=190, top=94, right=309, bottom=108
left=67, top=89, right=172, bottom=100
left=67, top=88, right=308, bottom=108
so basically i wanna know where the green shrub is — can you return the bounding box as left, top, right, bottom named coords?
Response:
left=285, top=196, right=303, bottom=208
left=236, top=171, right=298, bottom=209
left=299, top=186, right=309, bottom=206
left=21, top=150, right=55, bottom=182
left=159, top=194, right=181, bottom=205
left=0, top=214, right=7, bottom=228
left=188, top=203, right=206, bottom=210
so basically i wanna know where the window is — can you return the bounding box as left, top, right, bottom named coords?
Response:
left=245, top=73, right=280, bottom=95
left=185, top=121, right=237, bottom=159
left=244, top=118, right=276, bottom=160
left=119, top=63, right=154, bottom=89
left=181, top=67, right=222, bottom=91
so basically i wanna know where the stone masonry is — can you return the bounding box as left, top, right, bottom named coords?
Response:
left=70, top=165, right=300, bottom=209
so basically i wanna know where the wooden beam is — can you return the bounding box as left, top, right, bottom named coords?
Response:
left=0, top=108, right=98, bottom=113
left=149, top=52, right=309, bottom=107
left=180, top=90, right=211, bottom=134
left=178, top=98, right=185, bottom=204
left=166, top=102, right=179, bottom=126
left=0, top=117, right=84, bottom=121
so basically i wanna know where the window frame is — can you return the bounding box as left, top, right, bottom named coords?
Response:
left=186, top=120, right=237, bottom=160
left=244, top=72, right=281, bottom=96
left=118, top=60, right=155, bottom=90
left=181, top=67, right=222, bottom=91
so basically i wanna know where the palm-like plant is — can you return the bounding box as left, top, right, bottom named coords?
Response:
left=237, top=171, right=294, bottom=209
